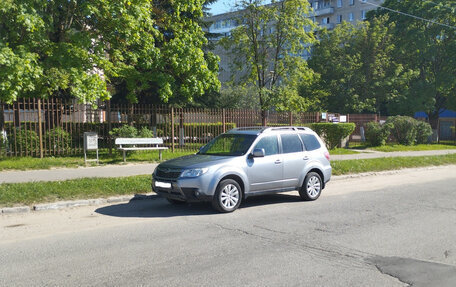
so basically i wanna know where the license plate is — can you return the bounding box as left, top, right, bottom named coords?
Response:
left=155, top=181, right=172, bottom=189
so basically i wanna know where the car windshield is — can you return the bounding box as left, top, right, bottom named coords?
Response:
left=199, top=134, right=257, bottom=156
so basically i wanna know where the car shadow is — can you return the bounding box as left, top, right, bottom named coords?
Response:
left=95, top=193, right=303, bottom=218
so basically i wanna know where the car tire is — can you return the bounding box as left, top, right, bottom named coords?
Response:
left=212, top=179, right=242, bottom=213
left=166, top=198, right=186, bottom=205
left=299, top=172, right=322, bottom=201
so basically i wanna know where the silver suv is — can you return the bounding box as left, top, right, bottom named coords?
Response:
left=152, top=127, right=331, bottom=213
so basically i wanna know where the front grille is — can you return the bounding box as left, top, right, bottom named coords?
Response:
left=156, top=167, right=182, bottom=179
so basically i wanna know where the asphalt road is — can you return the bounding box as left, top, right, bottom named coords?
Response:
left=1, top=166, right=456, bottom=286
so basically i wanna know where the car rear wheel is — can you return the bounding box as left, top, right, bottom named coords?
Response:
left=299, top=172, right=322, bottom=201
left=212, top=179, right=242, bottom=213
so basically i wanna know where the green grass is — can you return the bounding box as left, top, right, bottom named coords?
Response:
left=369, top=144, right=456, bottom=152
left=0, top=149, right=196, bottom=171
left=331, top=153, right=456, bottom=175
left=0, top=175, right=150, bottom=208
left=329, top=148, right=360, bottom=155
left=2, top=154, right=456, bottom=207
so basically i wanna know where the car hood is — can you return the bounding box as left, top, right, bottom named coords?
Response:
left=159, top=154, right=235, bottom=169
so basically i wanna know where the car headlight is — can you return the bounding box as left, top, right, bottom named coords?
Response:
left=180, top=168, right=208, bottom=178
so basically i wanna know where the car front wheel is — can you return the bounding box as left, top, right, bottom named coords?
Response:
left=212, top=179, right=242, bottom=213
left=299, top=172, right=322, bottom=201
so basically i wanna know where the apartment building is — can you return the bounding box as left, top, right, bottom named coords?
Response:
left=205, top=0, right=384, bottom=82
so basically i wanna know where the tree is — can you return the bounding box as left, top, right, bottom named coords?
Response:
left=371, top=0, right=456, bottom=128
left=308, top=16, right=416, bottom=114
left=220, top=0, right=317, bottom=124
left=0, top=0, right=220, bottom=106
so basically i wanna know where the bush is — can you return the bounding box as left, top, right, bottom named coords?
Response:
left=309, top=123, right=356, bottom=150
left=365, top=121, right=392, bottom=146
left=415, top=121, right=432, bottom=144
left=8, top=128, right=39, bottom=154
left=45, top=127, right=72, bottom=152
left=138, top=126, right=155, bottom=138
left=109, top=125, right=138, bottom=138
left=386, top=116, right=418, bottom=145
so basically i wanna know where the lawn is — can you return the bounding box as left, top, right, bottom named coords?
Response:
left=0, top=149, right=196, bottom=171
left=2, top=153, right=456, bottom=207
left=347, top=143, right=456, bottom=152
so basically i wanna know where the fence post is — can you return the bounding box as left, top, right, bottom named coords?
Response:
left=171, top=107, right=175, bottom=153
left=0, top=100, right=4, bottom=156
left=222, top=109, right=226, bottom=133
left=179, top=109, right=184, bottom=147
left=289, top=111, right=293, bottom=126
left=37, top=99, right=44, bottom=158
left=106, top=100, right=112, bottom=156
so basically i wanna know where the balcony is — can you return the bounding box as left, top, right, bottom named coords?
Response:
left=314, top=7, right=334, bottom=16
left=320, top=23, right=335, bottom=30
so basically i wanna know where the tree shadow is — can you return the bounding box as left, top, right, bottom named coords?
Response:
left=95, top=193, right=303, bottom=218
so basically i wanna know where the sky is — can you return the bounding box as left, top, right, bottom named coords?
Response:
left=207, top=1, right=236, bottom=15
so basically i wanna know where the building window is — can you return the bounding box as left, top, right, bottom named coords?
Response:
left=349, top=12, right=354, bottom=21
left=361, top=10, right=366, bottom=20
left=349, top=0, right=354, bottom=5
left=323, top=0, right=330, bottom=8
left=321, top=17, right=330, bottom=24
left=337, top=0, right=342, bottom=7
left=337, top=14, right=343, bottom=23
left=313, top=1, right=319, bottom=9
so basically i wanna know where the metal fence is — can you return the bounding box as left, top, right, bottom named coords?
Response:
left=0, top=98, right=383, bottom=158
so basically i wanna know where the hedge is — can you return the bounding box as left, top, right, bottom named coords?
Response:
left=309, top=123, right=356, bottom=150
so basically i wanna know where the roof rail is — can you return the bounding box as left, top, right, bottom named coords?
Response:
left=231, top=126, right=310, bottom=133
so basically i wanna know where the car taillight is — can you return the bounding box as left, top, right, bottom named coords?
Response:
left=324, top=151, right=330, bottom=161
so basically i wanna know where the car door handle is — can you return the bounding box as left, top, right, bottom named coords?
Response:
left=303, top=156, right=310, bottom=160
left=274, top=159, right=282, bottom=164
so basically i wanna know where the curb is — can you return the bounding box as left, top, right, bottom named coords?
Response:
left=1, top=193, right=156, bottom=215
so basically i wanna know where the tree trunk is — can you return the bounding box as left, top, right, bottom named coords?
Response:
left=428, top=111, right=439, bottom=142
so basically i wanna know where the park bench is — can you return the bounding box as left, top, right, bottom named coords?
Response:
left=115, top=138, right=168, bottom=162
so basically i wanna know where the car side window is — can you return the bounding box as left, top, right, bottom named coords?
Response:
left=280, top=134, right=303, bottom=154
left=299, top=134, right=321, bottom=151
left=254, top=135, right=279, bottom=156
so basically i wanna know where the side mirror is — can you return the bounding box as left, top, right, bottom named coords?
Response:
left=252, top=148, right=265, bottom=158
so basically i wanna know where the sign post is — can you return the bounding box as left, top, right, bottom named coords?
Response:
left=84, top=132, right=99, bottom=164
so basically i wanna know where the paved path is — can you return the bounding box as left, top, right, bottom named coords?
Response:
left=1, top=149, right=455, bottom=184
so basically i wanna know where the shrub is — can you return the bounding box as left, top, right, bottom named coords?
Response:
left=386, top=116, right=418, bottom=145
left=8, top=128, right=39, bottom=154
left=45, top=127, right=72, bottom=152
left=365, top=121, right=392, bottom=146
left=309, top=123, right=356, bottom=150
left=415, top=121, right=433, bottom=144
left=109, top=125, right=138, bottom=138
left=138, top=126, right=155, bottom=138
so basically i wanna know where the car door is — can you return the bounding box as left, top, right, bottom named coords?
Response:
left=246, top=135, right=283, bottom=192
left=280, top=133, right=306, bottom=189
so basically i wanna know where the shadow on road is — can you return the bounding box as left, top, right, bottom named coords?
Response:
left=95, top=193, right=303, bottom=218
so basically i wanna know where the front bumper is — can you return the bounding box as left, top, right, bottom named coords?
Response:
left=152, top=178, right=212, bottom=202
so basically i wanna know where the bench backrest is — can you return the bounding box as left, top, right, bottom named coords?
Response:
left=115, top=138, right=164, bottom=145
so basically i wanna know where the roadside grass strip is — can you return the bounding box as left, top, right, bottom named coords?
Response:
left=0, top=150, right=195, bottom=171
left=349, top=143, right=456, bottom=152
left=1, top=154, right=456, bottom=207
left=331, top=153, right=456, bottom=175
left=0, top=175, right=150, bottom=208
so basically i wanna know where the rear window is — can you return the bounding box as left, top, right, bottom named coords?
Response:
left=280, top=134, right=303, bottom=154
left=299, top=134, right=321, bottom=151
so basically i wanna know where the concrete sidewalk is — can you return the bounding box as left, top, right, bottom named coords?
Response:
left=1, top=149, right=456, bottom=184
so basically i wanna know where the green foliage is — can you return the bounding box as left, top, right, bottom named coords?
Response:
left=45, top=127, right=71, bottom=152
left=372, top=1, right=456, bottom=123
left=365, top=121, right=392, bottom=146
left=138, top=126, right=155, bottom=138
left=220, top=0, right=317, bottom=114
left=308, top=16, right=416, bottom=114
left=8, top=129, right=39, bottom=154
left=109, top=125, right=138, bottom=138
left=415, top=121, right=433, bottom=144
left=386, top=116, right=417, bottom=146
left=309, top=123, right=356, bottom=150
left=0, top=0, right=219, bottom=105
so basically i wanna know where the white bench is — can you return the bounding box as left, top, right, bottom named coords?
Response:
left=115, top=138, right=168, bottom=162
